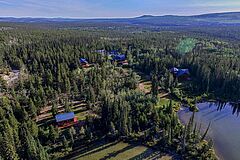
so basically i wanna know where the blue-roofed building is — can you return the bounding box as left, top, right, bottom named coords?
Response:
left=113, top=54, right=126, bottom=61
left=80, top=58, right=88, bottom=64
left=55, top=112, right=78, bottom=128
left=110, top=54, right=128, bottom=66
left=170, top=67, right=190, bottom=80
left=170, top=67, right=179, bottom=74
left=80, top=58, right=90, bottom=68
left=176, top=69, right=190, bottom=77
left=96, top=49, right=106, bottom=54
left=109, top=50, right=119, bottom=55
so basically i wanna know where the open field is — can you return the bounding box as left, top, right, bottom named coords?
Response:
left=64, top=141, right=172, bottom=160
left=156, top=98, right=180, bottom=110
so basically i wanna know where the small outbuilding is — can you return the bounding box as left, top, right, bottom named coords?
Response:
left=55, top=112, right=78, bottom=128
left=80, top=58, right=90, bottom=68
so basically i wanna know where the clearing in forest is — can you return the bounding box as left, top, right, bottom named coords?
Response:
left=36, top=100, right=94, bottom=126
left=136, top=70, right=170, bottom=98
left=0, top=70, right=20, bottom=86
left=66, top=141, right=172, bottom=160
left=139, top=80, right=152, bottom=94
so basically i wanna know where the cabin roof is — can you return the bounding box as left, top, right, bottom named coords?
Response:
left=55, top=112, right=75, bottom=122
left=170, top=67, right=179, bottom=73
left=80, top=58, right=88, bottom=64
left=170, top=67, right=190, bottom=77
left=176, top=69, right=190, bottom=77
left=96, top=49, right=105, bottom=54
left=113, top=54, right=126, bottom=61
left=109, top=50, right=119, bottom=54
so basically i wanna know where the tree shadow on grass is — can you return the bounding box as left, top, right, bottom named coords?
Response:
left=76, top=141, right=121, bottom=159
left=129, top=148, right=161, bottom=160
left=74, top=107, right=88, bottom=115
left=37, top=118, right=55, bottom=127
left=99, top=144, right=137, bottom=160
left=72, top=103, right=87, bottom=111
left=62, top=139, right=120, bottom=160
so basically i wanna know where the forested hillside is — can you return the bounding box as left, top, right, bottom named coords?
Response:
left=0, top=25, right=239, bottom=159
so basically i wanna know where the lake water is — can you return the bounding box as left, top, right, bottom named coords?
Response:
left=178, top=102, right=240, bottom=160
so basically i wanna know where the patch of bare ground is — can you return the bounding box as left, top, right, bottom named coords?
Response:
left=0, top=70, right=20, bottom=86
left=0, top=69, right=29, bottom=87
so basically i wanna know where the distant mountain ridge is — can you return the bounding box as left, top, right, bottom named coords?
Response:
left=192, top=12, right=240, bottom=18
left=0, top=12, right=240, bottom=26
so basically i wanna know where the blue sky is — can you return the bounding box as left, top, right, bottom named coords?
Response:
left=0, top=0, right=239, bottom=18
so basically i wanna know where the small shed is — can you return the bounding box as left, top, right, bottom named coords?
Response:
left=55, top=112, right=78, bottom=128
left=80, top=58, right=90, bottom=68
left=80, top=58, right=88, bottom=64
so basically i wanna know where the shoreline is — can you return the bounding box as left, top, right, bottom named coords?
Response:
left=178, top=106, right=220, bottom=160
left=178, top=101, right=240, bottom=160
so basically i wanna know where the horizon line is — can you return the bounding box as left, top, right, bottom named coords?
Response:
left=0, top=11, right=239, bottom=19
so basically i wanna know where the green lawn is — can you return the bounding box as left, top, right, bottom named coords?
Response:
left=138, top=81, right=152, bottom=94
left=75, top=111, right=88, bottom=121
left=67, top=141, right=171, bottom=160
left=143, top=81, right=152, bottom=90
left=157, top=98, right=171, bottom=107
left=156, top=98, right=180, bottom=111
left=72, top=102, right=89, bottom=121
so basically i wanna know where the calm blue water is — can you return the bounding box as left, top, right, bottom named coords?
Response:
left=178, top=102, right=240, bottom=160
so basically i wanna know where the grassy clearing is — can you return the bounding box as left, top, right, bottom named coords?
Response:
left=143, top=81, right=152, bottom=90
left=138, top=80, right=152, bottom=94
left=67, top=141, right=170, bottom=160
left=72, top=104, right=88, bottom=121
left=176, top=38, right=197, bottom=54
left=75, top=111, right=89, bottom=121
left=37, top=100, right=90, bottom=126
left=157, top=98, right=171, bottom=107
left=76, top=142, right=144, bottom=160
left=156, top=98, right=180, bottom=111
